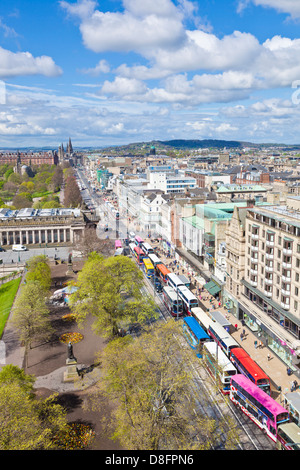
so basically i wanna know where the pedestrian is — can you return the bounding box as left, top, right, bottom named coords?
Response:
left=240, top=333, right=244, bottom=341
left=259, top=341, right=263, bottom=349
left=267, top=353, right=271, bottom=361
left=235, top=323, right=238, bottom=330
left=287, top=367, right=292, bottom=376
left=254, top=340, right=258, bottom=349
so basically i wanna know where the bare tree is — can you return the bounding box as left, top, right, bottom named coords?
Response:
left=74, top=226, right=114, bottom=257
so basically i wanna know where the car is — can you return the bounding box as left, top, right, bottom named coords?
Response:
left=0, top=246, right=5, bottom=252
left=155, top=283, right=163, bottom=293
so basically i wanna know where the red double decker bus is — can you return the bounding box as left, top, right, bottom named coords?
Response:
left=229, top=347, right=271, bottom=395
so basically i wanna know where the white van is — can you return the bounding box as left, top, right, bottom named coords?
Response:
left=129, top=231, right=135, bottom=241
left=12, top=244, right=27, bottom=251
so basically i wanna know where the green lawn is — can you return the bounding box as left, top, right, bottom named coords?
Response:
left=0, top=277, right=21, bottom=338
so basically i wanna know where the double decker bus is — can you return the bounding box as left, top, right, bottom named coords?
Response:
left=167, top=273, right=184, bottom=292
left=115, top=240, right=122, bottom=250
left=229, top=347, right=271, bottom=395
left=230, top=374, right=290, bottom=443
left=177, top=285, right=198, bottom=315
left=148, top=253, right=162, bottom=267
left=203, top=341, right=237, bottom=395
left=162, top=286, right=183, bottom=317
left=143, top=258, right=155, bottom=278
left=134, top=235, right=144, bottom=247
left=156, top=263, right=170, bottom=283
left=141, top=242, right=154, bottom=256
left=183, top=316, right=210, bottom=358
left=208, top=321, right=239, bottom=356
left=133, top=246, right=145, bottom=265
left=276, top=422, right=300, bottom=450
left=191, top=307, right=213, bottom=333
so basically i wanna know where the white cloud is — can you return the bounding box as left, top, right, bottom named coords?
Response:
left=0, top=46, right=62, bottom=79
left=81, top=59, right=110, bottom=75
left=239, top=0, right=300, bottom=19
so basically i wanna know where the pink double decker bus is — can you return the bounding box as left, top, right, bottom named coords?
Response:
left=230, top=374, right=290, bottom=442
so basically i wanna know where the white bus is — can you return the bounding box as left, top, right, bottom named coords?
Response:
left=167, top=273, right=184, bottom=292
left=191, top=307, right=213, bottom=333
left=141, top=242, right=154, bottom=256
left=162, top=286, right=183, bottom=317
left=177, top=285, right=198, bottom=315
left=148, top=253, right=162, bottom=267
left=203, top=341, right=237, bottom=395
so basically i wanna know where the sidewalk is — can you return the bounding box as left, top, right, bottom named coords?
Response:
left=153, top=240, right=297, bottom=402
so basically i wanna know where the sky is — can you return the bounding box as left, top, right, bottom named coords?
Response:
left=1, top=0, right=300, bottom=148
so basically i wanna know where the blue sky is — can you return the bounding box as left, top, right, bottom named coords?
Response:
left=1, top=0, right=300, bottom=148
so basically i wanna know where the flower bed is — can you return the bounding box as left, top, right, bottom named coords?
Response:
left=59, top=332, right=83, bottom=344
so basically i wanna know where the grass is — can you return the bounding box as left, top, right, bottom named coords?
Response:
left=0, top=277, right=21, bottom=338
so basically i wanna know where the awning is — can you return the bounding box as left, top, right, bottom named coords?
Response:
left=204, top=280, right=221, bottom=295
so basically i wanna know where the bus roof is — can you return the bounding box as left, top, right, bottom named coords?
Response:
left=143, top=258, right=154, bottom=269
left=232, top=374, right=288, bottom=416
left=191, top=307, right=213, bottom=330
left=163, top=286, right=181, bottom=300
left=148, top=253, right=161, bottom=263
left=134, top=246, right=145, bottom=254
left=156, top=264, right=170, bottom=275
left=184, top=316, right=210, bottom=340
left=135, top=236, right=144, bottom=242
left=210, top=311, right=231, bottom=327
left=231, top=347, right=270, bottom=380
left=204, top=342, right=237, bottom=371
left=178, top=285, right=197, bottom=300
left=284, top=391, right=300, bottom=411
left=278, top=422, right=300, bottom=443
left=167, top=273, right=184, bottom=285
left=141, top=242, right=153, bottom=250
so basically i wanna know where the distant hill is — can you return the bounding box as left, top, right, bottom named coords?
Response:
left=157, top=139, right=243, bottom=149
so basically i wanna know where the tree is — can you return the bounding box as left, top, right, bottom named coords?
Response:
left=25, top=255, right=51, bottom=291
left=63, top=174, right=82, bottom=207
left=73, top=226, right=114, bottom=257
left=12, top=281, right=53, bottom=366
left=89, top=320, right=239, bottom=450
left=69, top=253, right=158, bottom=337
left=0, top=365, right=67, bottom=450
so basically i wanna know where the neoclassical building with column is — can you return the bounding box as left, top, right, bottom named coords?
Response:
left=0, top=208, right=95, bottom=247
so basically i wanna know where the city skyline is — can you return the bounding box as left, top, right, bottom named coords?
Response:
left=1, top=0, right=300, bottom=147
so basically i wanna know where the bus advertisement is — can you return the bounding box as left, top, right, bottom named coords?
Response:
left=183, top=316, right=210, bottom=358
left=229, top=347, right=271, bottom=395
left=143, top=258, right=155, bottom=278
left=203, top=342, right=237, bottom=395
left=156, top=264, right=170, bottom=283
left=162, top=286, right=183, bottom=317
left=177, top=285, right=198, bottom=315
left=230, top=374, right=290, bottom=443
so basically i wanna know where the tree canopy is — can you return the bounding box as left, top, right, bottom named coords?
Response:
left=69, top=253, right=158, bottom=337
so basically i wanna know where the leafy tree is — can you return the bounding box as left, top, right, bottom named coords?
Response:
left=12, top=281, right=53, bottom=366
left=25, top=255, right=51, bottom=291
left=69, top=253, right=158, bottom=337
left=90, top=320, right=239, bottom=450
left=0, top=365, right=67, bottom=450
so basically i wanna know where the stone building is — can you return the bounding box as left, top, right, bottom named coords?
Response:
left=0, top=208, right=98, bottom=247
